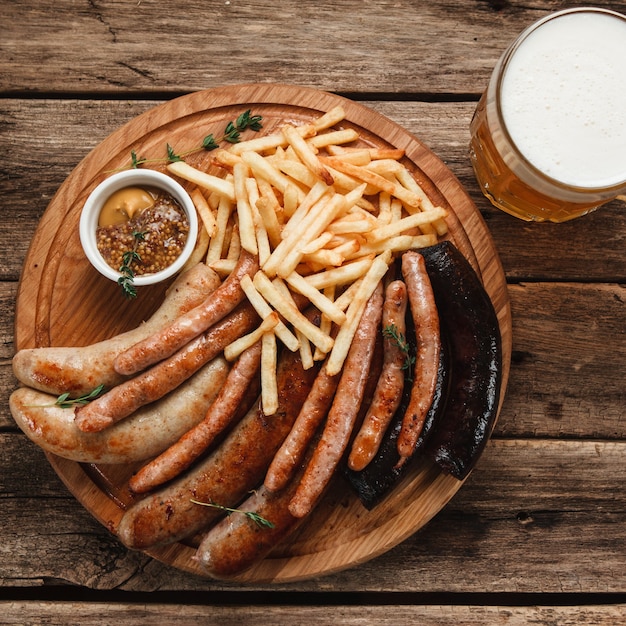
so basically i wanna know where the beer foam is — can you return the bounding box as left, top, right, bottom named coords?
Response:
left=501, top=11, right=626, bottom=188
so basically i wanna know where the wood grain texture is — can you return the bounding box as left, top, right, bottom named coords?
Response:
left=2, top=434, right=625, bottom=593
left=2, top=0, right=626, bottom=96
left=2, top=602, right=625, bottom=625
left=11, top=84, right=511, bottom=582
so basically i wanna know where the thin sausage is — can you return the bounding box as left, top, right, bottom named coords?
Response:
left=348, top=280, right=407, bottom=471
left=114, top=250, right=259, bottom=376
left=116, top=348, right=319, bottom=550
left=288, top=282, right=383, bottom=519
left=73, top=302, right=259, bottom=433
left=264, top=367, right=339, bottom=493
left=8, top=357, right=230, bottom=464
left=397, top=250, right=441, bottom=465
left=128, top=341, right=262, bottom=494
left=11, top=263, right=221, bottom=397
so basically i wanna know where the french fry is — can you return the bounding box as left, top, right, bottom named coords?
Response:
left=233, top=162, right=258, bottom=255
left=190, top=188, right=217, bottom=237
left=284, top=270, right=346, bottom=325
left=300, top=231, right=334, bottom=255
left=261, top=331, right=278, bottom=415
left=320, top=156, right=426, bottom=210
left=167, top=161, right=235, bottom=202
left=223, top=312, right=279, bottom=361
left=308, top=128, right=359, bottom=150
left=345, top=233, right=438, bottom=259
left=282, top=123, right=334, bottom=186
left=366, top=207, right=447, bottom=242
left=253, top=271, right=334, bottom=354
left=208, top=258, right=237, bottom=277
left=182, top=224, right=210, bottom=272
left=312, top=105, right=346, bottom=131
left=325, top=250, right=392, bottom=376
left=274, top=157, right=320, bottom=190
left=303, top=248, right=344, bottom=268
left=296, top=328, right=315, bottom=370
left=241, top=150, right=306, bottom=204
left=240, top=274, right=300, bottom=352
left=304, top=256, right=373, bottom=290
left=313, top=284, right=336, bottom=361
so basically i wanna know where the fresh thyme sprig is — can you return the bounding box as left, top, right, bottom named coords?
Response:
left=25, top=384, right=106, bottom=409
left=118, top=229, right=147, bottom=299
left=128, top=110, right=263, bottom=169
left=383, top=323, right=415, bottom=381
left=190, top=498, right=275, bottom=529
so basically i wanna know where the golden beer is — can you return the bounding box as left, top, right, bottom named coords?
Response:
left=469, top=8, right=626, bottom=222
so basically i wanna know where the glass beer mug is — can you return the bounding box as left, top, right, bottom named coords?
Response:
left=470, top=7, right=626, bottom=222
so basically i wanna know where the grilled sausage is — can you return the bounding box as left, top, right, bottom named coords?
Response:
left=194, top=480, right=306, bottom=579
left=420, top=241, right=502, bottom=480
left=114, top=250, right=258, bottom=376
left=128, top=341, right=262, bottom=494
left=348, top=280, right=407, bottom=471
left=396, top=251, right=441, bottom=465
left=288, top=282, right=383, bottom=518
left=73, top=302, right=259, bottom=432
left=116, top=347, right=319, bottom=550
left=11, top=263, right=221, bottom=397
left=8, top=357, right=230, bottom=464
left=263, top=366, right=339, bottom=493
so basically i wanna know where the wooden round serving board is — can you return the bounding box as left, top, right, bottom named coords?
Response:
left=14, top=83, right=512, bottom=583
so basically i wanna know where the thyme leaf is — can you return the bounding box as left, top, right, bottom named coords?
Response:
left=118, top=230, right=147, bottom=299
left=166, top=143, right=184, bottom=163
left=115, top=111, right=263, bottom=172
left=25, top=384, right=107, bottom=409
left=190, top=498, right=275, bottom=529
left=130, top=150, right=147, bottom=169
left=383, top=323, right=415, bottom=381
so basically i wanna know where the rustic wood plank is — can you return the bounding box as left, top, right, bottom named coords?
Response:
left=0, top=0, right=626, bottom=95
left=3, top=0, right=626, bottom=96
left=2, top=99, right=625, bottom=283
left=1, top=601, right=625, bottom=625
left=1, top=434, right=624, bottom=592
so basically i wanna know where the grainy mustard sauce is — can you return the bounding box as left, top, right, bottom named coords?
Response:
left=96, top=188, right=189, bottom=275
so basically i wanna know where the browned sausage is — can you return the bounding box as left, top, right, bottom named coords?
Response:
left=348, top=279, right=407, bottom=471
left=8, top=357, right=230, bottom=464
left=397, top=250, right=441, bottom=465
left=11, top=262, right=221, bottom=397
left=288, top=282, right=383, bottom=518
left=115, top=347, right=319, bottom=550
left=128, top=341, right=262, bottom=494
left=263, top=366, right=339, bottom=493
left=114, top=250, right=259, bottom=376
left=73, top=302, right=259, bottom=433
left=194, top=481, right=305, bottom=579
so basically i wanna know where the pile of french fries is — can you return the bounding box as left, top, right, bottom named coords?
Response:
left=169, top=106, right=448, bottom=414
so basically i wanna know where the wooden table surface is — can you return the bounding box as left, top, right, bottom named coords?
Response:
left=1, top=1, right=625, bottom=624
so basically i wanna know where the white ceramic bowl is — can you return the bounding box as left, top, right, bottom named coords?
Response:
left=79, top=169, right=198, bottom=287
